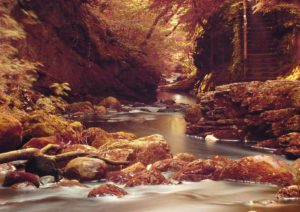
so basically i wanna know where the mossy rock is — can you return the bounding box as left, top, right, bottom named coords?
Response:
left=99, top=96, right=121, bottom=110
left=0, top=113, right=23, bottom=152
left=23, top=111, right=83, bottom=142
left=67, top=101, right=94, bottom=113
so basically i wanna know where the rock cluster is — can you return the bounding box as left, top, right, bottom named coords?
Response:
left=186, top=80, right=300, bottom=158
left=1, top=131, right=300, bottom=199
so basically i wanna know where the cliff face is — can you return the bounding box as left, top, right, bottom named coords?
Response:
left=10, top=0, right=159, bottom=102
left=185, top=80, right=300, bottom=158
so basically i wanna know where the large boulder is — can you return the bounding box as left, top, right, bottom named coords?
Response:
left=222, top=155, right=294, bottom=186
left=0, top=114, right=22, bottom=152
left=99, top=97, right=121, bottom=110
left=64, top=157, right=107, bottom=182
left=99, top=134, right=172, bottom=165
left=82, top=128, right=115, bottom=148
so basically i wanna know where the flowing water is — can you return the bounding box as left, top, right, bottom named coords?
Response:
left=1, top=91, right=300, bottom=211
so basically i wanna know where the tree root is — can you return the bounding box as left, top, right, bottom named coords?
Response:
left=0, top=148, right=130, bottom=166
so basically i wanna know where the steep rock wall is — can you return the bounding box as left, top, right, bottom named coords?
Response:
left=10, top=0, right=159, bottom=102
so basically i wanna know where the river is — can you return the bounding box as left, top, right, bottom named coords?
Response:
left=0, top=91, right=299, bottom=212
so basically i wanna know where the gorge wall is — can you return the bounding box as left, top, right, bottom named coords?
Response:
left=7, top=0, right=160, bottom=102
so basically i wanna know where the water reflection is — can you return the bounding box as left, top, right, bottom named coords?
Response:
left=85, top=112, right=270, bottom=159
left=157, top=91, right=196, bottom=105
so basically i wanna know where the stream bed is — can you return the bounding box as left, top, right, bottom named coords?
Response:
left=1, top=92, right=300, bottom=212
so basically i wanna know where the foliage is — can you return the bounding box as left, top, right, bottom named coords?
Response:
left=149, top=0, right=223, bottom=35
left=89, top=0, right=197, bottom=74
left=279, top=66, right=300, bottom=80
left=0, top=9, right=40, bottom=110
left=49, top=83, right=71, bottom=97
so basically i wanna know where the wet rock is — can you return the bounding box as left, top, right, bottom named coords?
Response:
left=64, top=157, right=107, bottom=182
left=82, top=128, right=115, bottom=148
left=185, top=105, right=202, bottom=124
left=0, top=163, right=16, bottom=184
left=25, top=156, right=61, bottom=180
left=67, top=101, right=94, bottom=113
left=11, top=182, right=38, bottom=190
left=107, top=171, right=131, bottom=184
left=94, top=106, right=107, bottom=115
left=222, top=155, right=293, bottom=186
left=3, top=171, right=39, bottom=188
left=276, top=185, right=300, bottom=199
left=0, top=114, right=22, bottom=152
left=173, top=159, right=227, bottom=182
left=121, top=162, right=146, bottom=175
left=291, top=158, right=300, bottom=183
left=173, top=153, right=197, bottom=162
left=99, top=97, right=121, bottom=110
left=110, top=132, right=137, bottom=142
left=260, top=108, right=296, bottom=122
left=60, top=144, right=97, bottom=154
left=99, top=134, right=172, bottom=165
left=88, top=184, right=127, bottom=198
left=253, top=139, right=280, bottom=149
left=107, top=162, right=146, bottom=184
left=287, top=115, right=300, bottom=131
left=23, top=136, right=62, bottom=150
left=284, top=146, right=300, bottom=159
left=56, top=179, right=88, bottom=188
left=99, top=148, right=136, bottom=163
left=125, top=169, right=169, bottom=187
left=210, top=155, right=233, bottom=165
left=290, top=87, right=300, bottom=109
left=152, top=159, right=188, bottom=172
left=161, top=99, right=176, bottom=105
left=278, top=133, right=300, bottom=147
left=0, top=163, right=16, bottom=173
left=40, top=175, right=56, bottom=185
left=160, top=76, right=196, bottom=92
left=278, top=133, right=300, bottom=159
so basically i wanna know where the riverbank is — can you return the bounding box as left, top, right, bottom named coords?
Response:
left=1, top=87, right=300, bottom=211
left=186, top=80, right=300, bottom=159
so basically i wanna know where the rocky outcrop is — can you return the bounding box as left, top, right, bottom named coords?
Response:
left=8, top=0, right=159, bottom=102
left=186, top=80, right=300, bottom=157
